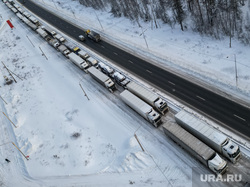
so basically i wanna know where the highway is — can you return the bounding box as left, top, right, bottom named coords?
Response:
left=18, top=0, right=250, bottom=138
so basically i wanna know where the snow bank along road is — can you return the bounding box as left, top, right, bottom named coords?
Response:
left=17, top=0, right=250, bottom=139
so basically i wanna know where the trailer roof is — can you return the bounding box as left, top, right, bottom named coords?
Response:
left=175, top=110, right=227, bottom=144
left=127, top=81, right=159, bottom=102
left=88, top=66, right=109, bottom=82
left=120, top=90, right=153, bottom=113
left=163, top=123, right=215, bottom=160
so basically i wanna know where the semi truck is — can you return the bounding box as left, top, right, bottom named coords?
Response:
left=120, top=90, right=161, bottom=127
left=23, top=11, right=31, bottom=18
left=86, top=57, right=98, bottom=67
left=48, top=38, right=60, bottom=49
left=36, top=28, right=49, bottom=39
left=175, top=110, right=241, bottom=163
left=58, top=45, right=70, bottom=57
left=88, top=66, right=115, bottom=92
left=54, top=34, right=65, bottom=43
left=85, top=30, right=100, bottom=42
left=126, top=81, right=168, bottom=114
left=68, top=53, right=89, bottom=70
left=73, top=48, right=97, bottom=66
left=162, top=122, right=228, bottom=175
left=78, top=50, right=89, bottom=60
left=11, top=7, right=17, bottom=13
left=21, top=16, right=30, bottom=24
left=16, top=12, right=23, bottom=20
left=5, top=2, right=12, bottom=9
left=17, top=7, right=24, bottom=14
left=64, top=43, right=80, bottom=54
left=13, top=3, right=19, bottom=9
left=43, top=26, right=56, bottom=36
left=72, top=47, right=89, bottom=59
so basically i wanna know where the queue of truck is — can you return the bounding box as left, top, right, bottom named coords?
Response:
left=163, top=122, right=228, bottom=175
left=3, top=0, right=243, bottom=176
left=175, top=110, right=241, bottom=163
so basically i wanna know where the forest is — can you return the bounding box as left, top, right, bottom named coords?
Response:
left=78, top=0, right=250, bottom=45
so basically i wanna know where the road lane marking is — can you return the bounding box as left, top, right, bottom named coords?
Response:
left=101, top=45, right=105, bottom=48
left=233, top=114, right=246, bottom=121
left=168, top=81, right=175, bottom=86
left=146, top=70, right=152, bottom=74
left=196, top=95, right=206, bottom=101
left=113, top=52, right=118, bottom=55
left=128, top=60, right=133, bottom=64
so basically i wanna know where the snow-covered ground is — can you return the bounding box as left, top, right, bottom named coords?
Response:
left=1, top=1, right=250, bottom=187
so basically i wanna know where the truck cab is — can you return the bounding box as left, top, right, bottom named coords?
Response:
left=147, top=109, right=161, bottom=127
left=104, top=79, right=115, bottom=91
left=154, top=98, right=169, bottom=114
left=86, top=30, right=100, bottom=42
left=222, top=140, right=241, bottom=163
left=86, top=57, right=98, bottom=67
left=54, top=34, right=65, bottom=43
left=208, top=153, right=228, bottom=175
left=48, top=39, right=60, bottom=48
left=80, top=61, right=89, bottom=70
left=78, top=50, right=89, bottom=60
left=98, top=62, right=114, bottom=76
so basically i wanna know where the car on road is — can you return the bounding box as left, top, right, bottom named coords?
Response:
left=79, top=35, right=85, bottom=41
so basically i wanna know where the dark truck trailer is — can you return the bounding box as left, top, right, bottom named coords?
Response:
left=162, top=122, right=228, bottom=175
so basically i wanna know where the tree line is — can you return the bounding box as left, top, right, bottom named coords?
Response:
left=78, top=0, right=250, bottom=44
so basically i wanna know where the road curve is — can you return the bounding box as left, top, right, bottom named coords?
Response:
left=18, top=0, right=250, bottom=138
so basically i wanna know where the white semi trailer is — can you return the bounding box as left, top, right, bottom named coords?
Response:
left=86, top=57, right=98, bottom=67
left=88, top=66, right=115, bottom=92
left=68, top=53, right=89, bottom=70
left=126, top=81, right=168, bottom=114
left=163, top=122, right=228, bottom=175
left=43, top=26, right=56, bottom=36
left=58, top=45, right=70, bottom=57
left=28, top=16, right=40, bottom=26
left=36, top=28, right=48, bottom=39
left=175, top=110, right=241, bottom=163
left=16, top=12, right=23, bottom=20
left=120, top=90, right=161, bottom=127
left=26, top=21, right=37, bottom=31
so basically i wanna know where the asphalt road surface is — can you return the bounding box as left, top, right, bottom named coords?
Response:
left=17, top=0, right=250, bottom=138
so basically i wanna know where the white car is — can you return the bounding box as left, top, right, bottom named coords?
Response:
left=79, top=35, right=85, bottom=41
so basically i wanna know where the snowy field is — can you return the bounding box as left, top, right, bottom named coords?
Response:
left=35, top=0, right=250, bottom=106
left=0, top=1, right=250, bottom=187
